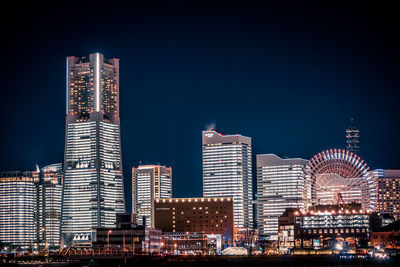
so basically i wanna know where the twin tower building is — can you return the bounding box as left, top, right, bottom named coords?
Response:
left=62, top=53, right=255, bottom=245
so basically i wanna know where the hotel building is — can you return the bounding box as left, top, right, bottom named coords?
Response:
left=202, top=130, right=253, bottom=230
left=132, top=165, right=172, bottom=227
left=62, top=53, right=125, bottom=245
left=375, top=169, right=400, bottom=221
left=256, top=154, right=308, bottom=241
left=153, top=197, right=234, bottom=242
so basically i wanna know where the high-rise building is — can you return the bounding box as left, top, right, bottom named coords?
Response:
left=62, top=53, right=125, bottom=246
left=34, top=163, right=63, bottom=250
left=132, top=165, right=172, bottom=227
left=375, top=169, right=400, bottom=221
left=202, top=130, right=253, bottom=230
left=0, top=171, right=36, bottom=249
left=346, top=118, right=360, bottom=154
left=0, top=165, right=63, bottom=251
left=256, top=154, right=308, bottom=240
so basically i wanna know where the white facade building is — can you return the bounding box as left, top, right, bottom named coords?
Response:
left=202, top=130, right=253, bottom=230
left=0, top=166, right=62, bottom=250
left=62, top=53, right=125, bottom=246
left=256, top=154, right=308, bottom=240
left=0, top=172, right=36, bottom=249
left=132, top=165, right=172, bottom=227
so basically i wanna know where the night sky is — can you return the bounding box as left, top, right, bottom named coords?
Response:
left=1, top=1, right=399, bottom=212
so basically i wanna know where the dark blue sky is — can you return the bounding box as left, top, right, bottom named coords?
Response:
left=1, top=1, right=399, bottom=212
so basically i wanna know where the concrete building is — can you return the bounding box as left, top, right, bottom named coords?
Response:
left=202, top=130, right=253, bottom=230
left=62, top=53, right=125, bottom=246
left=132, top=165, right=172, bottom=227
left=256, top=154, right=308, bottom=241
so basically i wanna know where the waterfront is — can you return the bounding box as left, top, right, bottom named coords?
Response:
left=3, top=255, right=400, bottom=267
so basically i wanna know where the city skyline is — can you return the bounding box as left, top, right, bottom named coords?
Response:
left=1, top=1, right=399, bottom=214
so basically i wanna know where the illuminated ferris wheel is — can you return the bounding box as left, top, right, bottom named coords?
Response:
left=305, top=149, right=376, bottom=211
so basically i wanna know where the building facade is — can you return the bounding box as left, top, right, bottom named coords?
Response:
left=153, top=197, right=234, bottom=242
left=132, top=165, right=172, bottom=227
left=202, top=130, right=253, bottom=230
left=62, top=53, right=125, bottom=246
left=256, top=154, right=308, bottom=241
left=34, top=163, right=63, bottom=250
left=375, top=169, right=400, bottom=221
left=0, top=172, right=36, bottom=250
left=278, top=203, right=380, bottom=251
left=0, top=165, right=62, bottom=250
left=93, top=214, right=162, bottom=253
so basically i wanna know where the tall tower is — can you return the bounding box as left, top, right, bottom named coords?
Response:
left=132, top=165, right=172, bottom=227
left=202, top=130, right=253, bottom=230
left=346, top=118, right=360, bottom=154
left=61, top=53, right=125, bottom=245
left=256, top=154, right=308, bottom=240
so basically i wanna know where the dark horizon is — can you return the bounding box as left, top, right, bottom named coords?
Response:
left=1, top=1, right=399, bottom=212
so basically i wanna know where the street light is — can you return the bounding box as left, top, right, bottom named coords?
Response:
left=107, top=230, right=112, bottom=249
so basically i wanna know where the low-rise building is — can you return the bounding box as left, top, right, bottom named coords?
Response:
left=371, top=220, right=400, bottom=250
left=93, top=213, right=161, bottom=253
left=153, top=197, right=234, bottom=244
left=278, top=203, right=381, bottom=251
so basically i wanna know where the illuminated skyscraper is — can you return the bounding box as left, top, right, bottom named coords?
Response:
left=256, top=154, right=308, bottom=240
left=62, top=53, right=125, bottom=245
left=202, top=130, right=253, bottom=230
left=132, top=165, right=172, bottom=227
left=346, top=118, right=360, bottom=154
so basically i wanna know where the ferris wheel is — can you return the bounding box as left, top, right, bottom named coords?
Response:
left=305, top=148, right=376, bottom=211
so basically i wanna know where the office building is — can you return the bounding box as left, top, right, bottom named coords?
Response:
left=0, top=171, right=36, bottom=250
left=375, top=169, right=400, bottom=221
left=153, top=197, right=234, bottom=243
left=346, top=118, right=360, bottom=154
left=132, top=165, right=172, bottom=227
left=34, top=163, right=63, bottom=250
left=62, top=53, right=125, bottom=246
left=256, top=154, right=308, bottom=241
left=0, top=164, right=63, bottom=251
left=202, top=130, right=253, bottom=230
